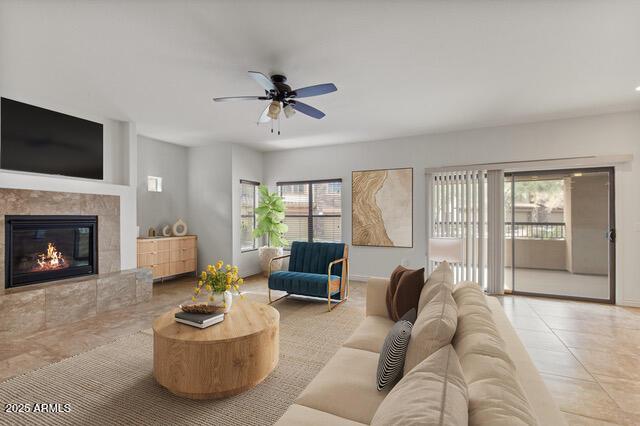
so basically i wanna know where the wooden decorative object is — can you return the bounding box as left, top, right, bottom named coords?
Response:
left=137, top=235, right=197, bottom=280
left=172, top=218, right=188, bottom=236
left=179, top=303, right=224, bottom=315
left=153, top=299, right=280, bottom=399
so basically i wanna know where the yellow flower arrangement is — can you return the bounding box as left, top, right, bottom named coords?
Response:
left=191, top=260, right=244, bottom=306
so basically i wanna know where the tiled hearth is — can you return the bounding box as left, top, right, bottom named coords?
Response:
left=0, top=269, right=152, bottom=339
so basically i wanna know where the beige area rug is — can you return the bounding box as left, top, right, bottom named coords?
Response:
left=0, top=299, right=364, bottom=426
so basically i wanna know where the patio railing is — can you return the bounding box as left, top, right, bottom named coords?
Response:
left=505, top=222, right=565, bottom=240
left=433, top=221, right=566, bottom=240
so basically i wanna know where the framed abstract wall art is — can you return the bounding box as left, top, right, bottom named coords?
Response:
left=352, top=167, right=413, bottom=247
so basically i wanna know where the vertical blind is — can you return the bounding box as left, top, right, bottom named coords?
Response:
left=278, top=179, right=342, bottom=246
left=240, top=180, right=259, bottom=251
left=427, top=171, right=487, bottom=286
left=427, top=169, right=504, bottom=293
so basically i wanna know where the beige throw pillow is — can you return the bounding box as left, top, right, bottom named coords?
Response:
left=418, top=261, right=454, bottom=313
left=404, top=285, right=457, bottom=374
left=371, top=345, right=468, bottom=426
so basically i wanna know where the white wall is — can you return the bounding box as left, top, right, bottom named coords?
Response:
left=231, top=144, right=264, bottom=277
left=187, top=143, right=234, bottom=269
left=263, top=111, right=640, bottom=307
left=137, top=135, right=188, bottom=233
left=0, top=97, right=137, bottom=270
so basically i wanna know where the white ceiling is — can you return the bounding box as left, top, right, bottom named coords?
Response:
left=1, top=1, right=640, bottom=151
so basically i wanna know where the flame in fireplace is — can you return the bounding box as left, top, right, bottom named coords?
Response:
left=35, top=243, right=68, bottom=271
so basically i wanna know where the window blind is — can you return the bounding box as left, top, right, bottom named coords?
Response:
left=240, top=180, right=259, bottom=251
left=278, top=179, right=342, bottom=246
left=427, top=169, right=504, bottom=293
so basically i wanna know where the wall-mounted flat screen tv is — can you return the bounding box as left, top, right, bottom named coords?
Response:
left=1, top=98, right=103, bottom=179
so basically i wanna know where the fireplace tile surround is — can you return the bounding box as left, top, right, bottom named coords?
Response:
left=0, top=188, right=152, bottom=338
left=0, top=188, right=120, bottom=289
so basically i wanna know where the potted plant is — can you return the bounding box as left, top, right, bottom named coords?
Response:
left=182, top=260, right=243, bottom=314
left=253, top=185, right=288, bottom=276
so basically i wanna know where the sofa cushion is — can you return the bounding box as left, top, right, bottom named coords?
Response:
left=390, top=267, right=424, bottom=321
left=367, top=277, right=392, bottom=318
left=386, top=265, right=408, bottom=317
left=418, top=261, right=454, bottom=313
left=275, top=404, right=367, bottom=426
left=371, top=345, right=468, bottom=426
left=452, top=281, right=490, bottom=309
left=404, top=286, right=458, bottom=374
left=269, top=271, right=341, bottom=298
left=452, top=282, right=537, bottom=425
left=296, top=347, right=389, bottom=424
left=485, top=296, right=567, bottom=426
left=343, top=316, right=395, bottom=353
left=376, top=315, right=414, bottom=390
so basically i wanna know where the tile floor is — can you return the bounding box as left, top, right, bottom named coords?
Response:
left=499, top=295, right=640, bottom=425
left=1, top=275, right=639, bottom=425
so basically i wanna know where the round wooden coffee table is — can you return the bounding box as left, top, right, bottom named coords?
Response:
left=153, top=299, right=279, bottom=399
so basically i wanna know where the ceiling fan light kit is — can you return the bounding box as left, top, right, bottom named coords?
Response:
left=267, top=101, right=281, bottom=119
left=213, top=71, right=337, bottom=134
left=283, top=103, right=296, bottom=118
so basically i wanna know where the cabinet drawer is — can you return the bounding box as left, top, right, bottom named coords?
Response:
left=137, top=252, right=157, bottom=267
left=151, top=263, right=170, bottom=279
left=181, top=247, right=195, bottom=261
left=184, top=259, right=196, bottom=273
left=157, top=250, right=171, bottom=264
left=182, top=238, right=197, bottom=250
left=157, top=240, right=171, bottom=252
left=170, top=261, right=186, bottom=275
left=137, top=240, right=157, bottom=254
left=170, top=247, right=195, bottom=262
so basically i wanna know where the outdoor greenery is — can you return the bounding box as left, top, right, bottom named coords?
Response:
left=253, top=185, right=289, bottom=247
left=505, top=178, right=565, bottom=222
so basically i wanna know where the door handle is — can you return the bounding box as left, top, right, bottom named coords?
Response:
left=606, top=229, right=616, bottom=243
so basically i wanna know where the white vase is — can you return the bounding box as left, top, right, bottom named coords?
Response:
left=223, top=290, right=233, bottom=313
left=211, top=291, right=233, bottom=313
left=258, top=246, right=284, bottom=277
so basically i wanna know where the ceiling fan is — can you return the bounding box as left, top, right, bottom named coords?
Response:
left=213, top=71, right=337, bottom=133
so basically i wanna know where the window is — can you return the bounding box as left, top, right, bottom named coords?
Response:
left=147, top=176, right=163, bottom=192
left=240, top=180, right=259, bottom=252
left=277, top=179, right=342, bottom=246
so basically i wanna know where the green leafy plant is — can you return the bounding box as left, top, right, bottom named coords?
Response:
left=253, top=185, right=289, bottom=247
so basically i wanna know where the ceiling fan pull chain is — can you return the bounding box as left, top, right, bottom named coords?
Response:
left=278, top=117, right=281, bottom=135
left=270, top=120, right=273, bottom=133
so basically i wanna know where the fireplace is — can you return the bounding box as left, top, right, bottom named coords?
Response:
left=4, top=215, right=98, bottom=288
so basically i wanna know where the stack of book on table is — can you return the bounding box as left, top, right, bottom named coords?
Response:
left=174, top=311, right=224, bottom=328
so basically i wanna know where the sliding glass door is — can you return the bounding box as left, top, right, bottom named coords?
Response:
left=505, top=168, right=615, bottom=303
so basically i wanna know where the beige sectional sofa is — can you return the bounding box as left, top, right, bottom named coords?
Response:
left=275, top=267, right=566, bottom=425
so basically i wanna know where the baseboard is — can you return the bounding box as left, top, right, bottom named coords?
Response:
left=349, top=274, right=369, bottom=282
left=618, top=298, right=640, bottom=307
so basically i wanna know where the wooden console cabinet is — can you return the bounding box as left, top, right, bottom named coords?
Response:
left=137, top=235, right=197, bottom=280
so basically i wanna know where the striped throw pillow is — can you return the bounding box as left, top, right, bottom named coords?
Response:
left=376, top=312, right=415, bottom=391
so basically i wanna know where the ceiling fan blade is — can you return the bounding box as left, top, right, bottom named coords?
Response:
left=257, top=104, right=271, bottom=124
left=248, top=71, right=276, bottom=92
left=289, top=83, right=337, bottom=99
left=213, top=96, right=268, bottom=102
left=289, top=100, right=325, bottom=119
